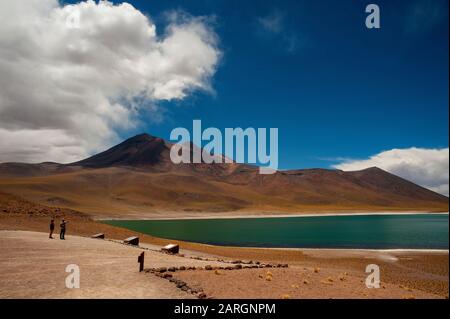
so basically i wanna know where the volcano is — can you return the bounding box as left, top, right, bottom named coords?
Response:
left=0, top=134, right=447, bottom=218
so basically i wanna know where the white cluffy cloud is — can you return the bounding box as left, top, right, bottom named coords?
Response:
left=0, top=0, right=220, bottom=163
left=333, top=147, right=449, bottom=196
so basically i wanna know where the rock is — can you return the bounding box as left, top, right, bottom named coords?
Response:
left=198, top=292, right=207, bottom=299
left=163, top=273, right=173, bottom=279
left=234, top=264, right=242, bottom=269
left=232, top=260, right=242, bottom=264
left=168, top=267, right=177, bottom=272
left=180, top=285, right=189, bottom=292
left=161, top=244, right=179, bottom=254
left=320, top=279, right=333, bottom=285
left=303, top=279, right=309, bottom=285
left=157, top=267, right=167, bottom=273
left=314, top=267, right=320, bottom=273
left=204, top=265, right=213, bottom=270
left=179, top=266, right=186, bottom=271
left=176, top=281, right=186, bottom=288
left=123, top=236, right=139, bottom=246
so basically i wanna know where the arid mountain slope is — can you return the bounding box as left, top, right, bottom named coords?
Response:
left=0, top=134, right=447, bottom=218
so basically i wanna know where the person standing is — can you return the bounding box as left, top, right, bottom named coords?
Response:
left=49, top=219, right=55, bottom=239
left=60, top=219, right=67, bottom=240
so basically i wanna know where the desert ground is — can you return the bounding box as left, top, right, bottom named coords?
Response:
left=0, top=225, right=448, bottom=299
left=0, top=191, right=448, bottom=299
left=0, top=230, right=447, bottom=299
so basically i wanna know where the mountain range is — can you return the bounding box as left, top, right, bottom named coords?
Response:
left=0, top=133, right=447, bottom=218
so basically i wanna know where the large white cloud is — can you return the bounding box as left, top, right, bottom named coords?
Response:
left=0, top=0, right=220, bottom=163
left=333, top=148, right=449, bottom=196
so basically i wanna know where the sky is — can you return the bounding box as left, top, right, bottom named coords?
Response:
left=0, top=0, right=448, bottom=195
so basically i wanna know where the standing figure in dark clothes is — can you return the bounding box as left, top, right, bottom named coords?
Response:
left=49, top=219, right=55, bottom=239
left=60, top=219, right=67, bottom=240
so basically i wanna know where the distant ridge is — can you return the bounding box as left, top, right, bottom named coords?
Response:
left=0, top=133, right=447, bottom=217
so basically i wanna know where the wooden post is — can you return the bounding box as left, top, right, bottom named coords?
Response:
left=138, top=252, right=145, bottom=272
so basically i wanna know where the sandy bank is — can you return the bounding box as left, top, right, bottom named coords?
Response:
left=96, top=211, right=449, bottom=221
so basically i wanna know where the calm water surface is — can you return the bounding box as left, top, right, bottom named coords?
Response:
left=104, top=214, right=449, bottom=249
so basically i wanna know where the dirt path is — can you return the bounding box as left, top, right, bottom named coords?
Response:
left=0, top=230, right=227, bottom=298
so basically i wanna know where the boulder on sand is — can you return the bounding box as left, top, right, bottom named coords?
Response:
left=161, top=243, right=179, bottom=254
left=124, top=236, right=139, bottom=246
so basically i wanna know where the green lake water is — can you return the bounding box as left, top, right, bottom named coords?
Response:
left=104, top=214, right=449, bottom=249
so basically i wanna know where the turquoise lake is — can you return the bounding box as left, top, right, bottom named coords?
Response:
left=104, top=214, right=449, bottom=249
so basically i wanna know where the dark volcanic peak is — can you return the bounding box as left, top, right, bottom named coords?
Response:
left=0, top=134, right=447, bottom=212
left=70, top=133, right=168, bottom=168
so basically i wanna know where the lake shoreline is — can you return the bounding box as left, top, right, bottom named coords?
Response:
left=96, top=211, right=449, bottom=221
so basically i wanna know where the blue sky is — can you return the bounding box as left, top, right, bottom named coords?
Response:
left=0, top=0, right=448, bottom=193
left=96, top=0, right=449, bottom=170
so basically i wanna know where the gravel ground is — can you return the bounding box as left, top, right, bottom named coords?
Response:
left=0, top=230, right=228, bottom=298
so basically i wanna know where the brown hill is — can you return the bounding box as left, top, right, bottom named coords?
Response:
left=0, top=134, right=447, bottom=218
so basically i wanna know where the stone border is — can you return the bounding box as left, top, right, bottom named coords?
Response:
left=94, top=237, right=289, bottom=298
left=104, top=237, right=281, bottom=266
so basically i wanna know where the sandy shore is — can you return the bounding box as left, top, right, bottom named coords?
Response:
left=0, top=227, right=447, bottom=299
left=95, top=210, right=449, bottom=220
